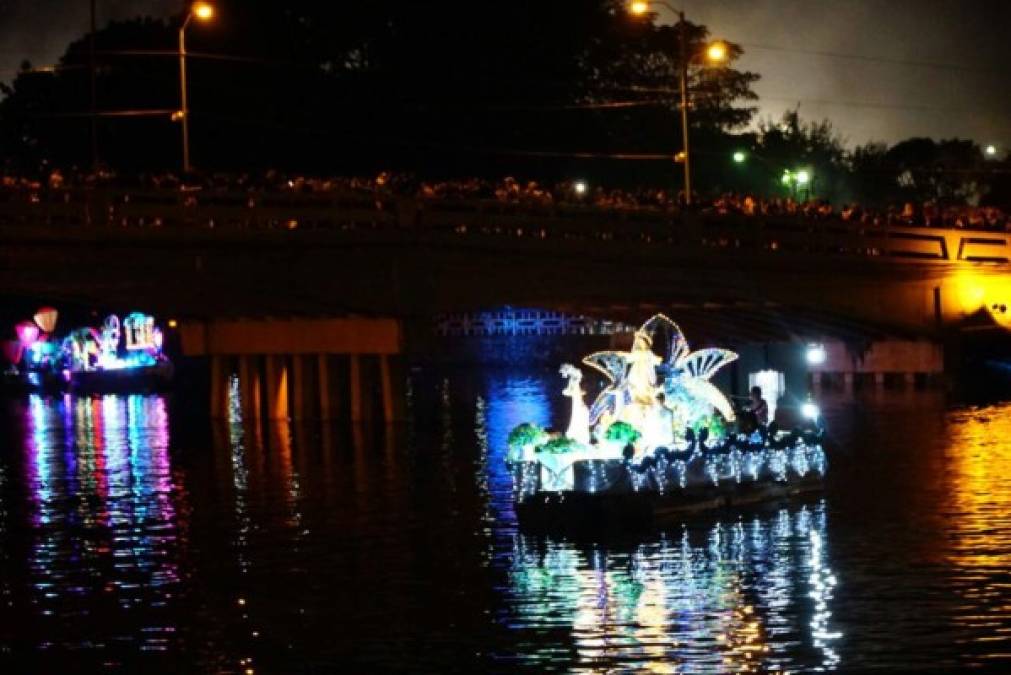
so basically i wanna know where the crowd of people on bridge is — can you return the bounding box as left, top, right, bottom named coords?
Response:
left=707, top=192, right=1010, bottom=231
left=3, top=167, right=1010, bottom=232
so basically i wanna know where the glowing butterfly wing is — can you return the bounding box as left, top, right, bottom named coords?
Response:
left=639, top=313, right=689, bottom=361
left=582, top=351, right=629, bottom=384
left=677, top=348, right=738, bottom=380
left=681, top=378, right=737, bottom=422
left=640, top=313, right=684, bottom=337
left=588, top=388, right=616, bottom=427
left=669, top=336, right=690, bottom=367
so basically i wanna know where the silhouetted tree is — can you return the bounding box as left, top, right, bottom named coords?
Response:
left=0, top=0, right=760, bottom=186
left=850, top=137, right=990, bottom=206
left=744, top=109, right=849, bottom=201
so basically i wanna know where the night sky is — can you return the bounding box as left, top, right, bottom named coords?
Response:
left=1, top=0, right=1009, bottom=148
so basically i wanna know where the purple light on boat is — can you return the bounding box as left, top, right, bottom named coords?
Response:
left=16, top=320, right=40, bottom=345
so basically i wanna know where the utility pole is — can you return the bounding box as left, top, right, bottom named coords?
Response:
left=178, top=3, right=216, bottom=173
left=89, top=0, right=99, bottom=170
left=677, top=11, right=691, bottom=206
left=629, top=2, right=726, bottom=206
left=179, top=21, right=190, bottom=173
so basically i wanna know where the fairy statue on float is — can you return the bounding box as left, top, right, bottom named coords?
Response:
left=509, top=314, right=827, bottom=514
left=511, top=314, right=740, bottom=465
left=582, top=313, right=738, bottom=453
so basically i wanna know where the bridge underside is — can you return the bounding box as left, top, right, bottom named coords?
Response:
left=0, top=224, right=974, bottom=344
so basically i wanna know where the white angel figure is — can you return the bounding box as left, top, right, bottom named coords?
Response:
left=559, top=363, right=590, bottom=445
left=584, top=314, right=739, bottom=432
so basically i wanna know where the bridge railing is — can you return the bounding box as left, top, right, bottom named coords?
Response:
left=0, top=186, right=1008, bottom=265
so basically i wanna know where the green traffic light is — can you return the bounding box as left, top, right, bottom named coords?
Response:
left=733, top=151, right=746, bottom=163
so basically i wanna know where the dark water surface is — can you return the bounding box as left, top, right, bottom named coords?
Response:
left=1, top=366, right=1011, bottom=673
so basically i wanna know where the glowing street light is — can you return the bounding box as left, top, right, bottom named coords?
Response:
left=193, top=1, right=215, bottom=20
left=806, top=343, right=827, bottom=365
left=781, top=170, right=793, bottom=185
left=573, top=180, right=588, bottom=195
left=732, top=150, right=746, bottom=164
left=628, top=1, right=730, bottom=206
left=707, top=41, right=728, bottom=63
left=985, top=144, right=998, bottom=157
left=795, top=169, right=811, bottom=186
left=179, top=2, right=216, bottom=173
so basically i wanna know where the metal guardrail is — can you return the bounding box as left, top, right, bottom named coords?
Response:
left=0, top=187, right=1008, bottom=265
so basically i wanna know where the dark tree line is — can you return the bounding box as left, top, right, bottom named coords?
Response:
left=0, top=0, right=1007, bottom=207
left=0, top=2, right=755, bottom=181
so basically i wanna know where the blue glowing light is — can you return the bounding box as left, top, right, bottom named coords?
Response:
left=97, top=351, right=158, bottom=371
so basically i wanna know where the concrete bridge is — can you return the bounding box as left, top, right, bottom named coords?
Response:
left=2, top=186, right=1010, bottom=333
left=1, top=187, right=1008, bottom=418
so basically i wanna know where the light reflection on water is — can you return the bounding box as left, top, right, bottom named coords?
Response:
left=19, top=394, right=181, bottom=658
left=942, top=408, right=1011, bottom=664
left=477, top=370, right=840, bottom=673
left=500, top=505, right=838, bottom=673
left=0, top=371, right=1010, bottom=671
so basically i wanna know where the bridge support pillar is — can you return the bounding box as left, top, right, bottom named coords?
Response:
left=318, top=355, right=338, bottom=420
left=808, top=339, right=944, bottom=394
left=350, top=355, right=364, bottom=422
left=238, top=355, right=262, bottom=419
left=209, top=355, right=231, bottom=419
left=349, top=355, right=382, bottom=423
left=291, top=355, right=305, bottom=418
left=381, top=355, right=406, bottom=422
left=181, top=317, right=404, bottom=422
left=265, top=355, right=289, bottom=420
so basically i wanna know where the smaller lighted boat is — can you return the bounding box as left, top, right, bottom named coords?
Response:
left=506, top=314, right=826, bottom=529
left=3, top=310, right=173, bottom=394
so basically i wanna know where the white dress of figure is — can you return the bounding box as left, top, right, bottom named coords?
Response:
left=618, top=334, right=661, bottom=430
left=560, top=364, right=590, bottom=446
left=583, top=314, right=739, bottom=433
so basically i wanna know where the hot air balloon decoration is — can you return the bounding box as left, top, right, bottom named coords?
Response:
left=15, top=320, right=40, bottom=345
left=33, top=307, right=58, bottom=333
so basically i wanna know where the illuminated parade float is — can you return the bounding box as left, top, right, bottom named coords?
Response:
left=506, top=315, right=826, bottom=525
left=3, top=308, right=173, bottom=393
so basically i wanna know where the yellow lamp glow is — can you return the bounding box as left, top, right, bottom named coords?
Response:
left=630, top=1, right=650, bottom=15
left=193, top=1, right=215, bottom=20
left=707, top=42, right=728, bottom=63
left=950, top=270, right=1011, bottom=328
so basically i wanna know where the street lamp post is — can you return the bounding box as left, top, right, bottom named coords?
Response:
left=179, top=2, right=215, bottom=173
left=630, top=1, right=725, bottom=207
left=676, top=10, right=691, bottom=205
